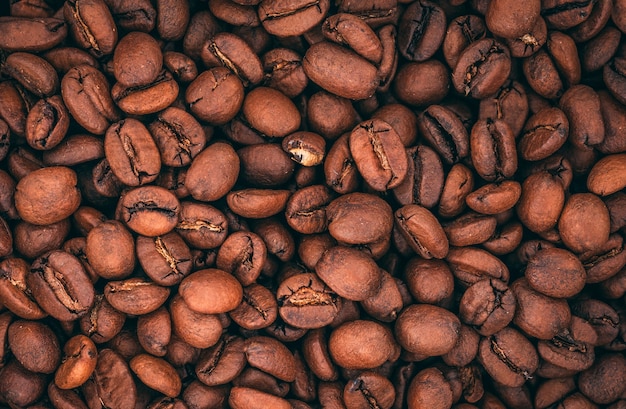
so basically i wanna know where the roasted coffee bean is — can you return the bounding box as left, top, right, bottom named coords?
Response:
left=28, top=250, right=95, bottom=321
left=105, top=277, right=170, bottom=316
left=396, top=303, right=460, bottom=358
left=349, top=119, right=408, bottom=191
left=119, top=185, right=180, bottom=237
left=0, top=16, right=67, bottom=52
left=186, top=141, right=239, bottom=202
left=3, top=52, right=59, bottom=97
left=303, top=41, right=379, bottom=100
left=216, top=230, right=266, bottom=286
left=478, top=327, right=538, bottom=387
left=258, top=0, right=330, bottom=37
left=397, top=1, right=446, bottom=62
left=452, top=39, right=512, bottom=99
left=418, top=105, right=469, bottom=165
left=329, top=320, right=398, bottom=370
left=111, top=70, right=179, bottom=116
left=149, top=107, right=207, bottom=168
left=394, top=60, right=451, bottom=107
left=178, top=268, right=243, bottom=314
left=54, top=334, right=98, bottom=389
left=61, top=64, right=120, bottom=135
left=470, top=118, right=518, bottom=181
left=81, top=348, right=137, bottom=409
left=63, top=0, right=118, bottom=57
left=137, top=232, right=192, bottom=286
left=169, top=294, right=222, bottom=349
left=395, top=204, right=448, bottom=259
left=14, top=166, right=80, bottom=225
left=113, top=31, right=162, bottom=87
left=8, top=319, right=61, bottom=374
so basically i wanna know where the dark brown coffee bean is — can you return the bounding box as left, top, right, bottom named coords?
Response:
left=526, top=247, right=586, bottom=298
left=186, top=67, right=244, bottom=125
left=308, top=91, right=358, bottom=141
left=113, top=31, right=162, bottom=87
left=587, top=153, right=626, bottom=196
left=478, top=80, right=529, bottom=138
left=511, top=277, right=571, bottom=340
left=404, top=258, right=454, bottom=307
left=518, top=107, right=569, bottom=161
left=228, top=283, right=277, bottom=330
left=504, top=17, right=547, bottom=58
left=395, top=304, right=460, bottom=358
left=163, top=50, right=198, bottom=83
left=226, top=188, right=290, bottom=219
left=0, top=217, right=11, bottom=258
left=393, top=60, right=450, bottom=107
left=537, top=316, right=597, bottom=373
left=418, top=105, right=470, bottom=165
left=244, top=335, right=296, bottom=382
left=560, top=85, right=604, bottom=149
left=175, top=201, right=228, bottom=250
left=13, top=218, right=70, bottom=260
left=8, top=319, right=60, bottom=374
left=258, top=0, right=330, bottom=37
left=470, top=118, right=518, bottom=181
left=329, top=320, right=398, bottom=370
left=85, top=220, right=135, bottom=280
left=558, top=193, right=610, bottom=253
left=28, top=250, right=95, bottom=321
left=326, top=192, right=393, bottom=245
left=397, top=1, right=446, bottom=62
left=111, top=70, right=179, bottom=116
left=459, top=278, right=516, bottom=336
left=392, top=145, right=444, bottom=208
left=486, top=0, right=540, bottom=39
left=395, top=204, right=448, bottom=259
left=478, top=327, right=538, bottom=387
left=179, top=268, right=243, bottom=314
left=282, top=131, right=326, bottom=167
left=443, top=15, right=487, bottom=69
left=465, top=180, right=522, bottom=215
left=137, top=232, right=192, bottom=286
left=131, top=353, right=181, bottom=398
left=446, top=246, right=510, bottom=287
left=82, top=348, right=137, bottom=409
left=0, top=258, right=47, bottom=320
left=195, top=335, right=246, bottom=386
left=343, top=371, right=395, bottom=409
left=78, top=293, right=126, bottom=343
left=229, top=386, right=291, bottom=409
left=202, top=32, right=263, bottom=86
left=119, top=185, right=180, bottom=237
left=541, top=0, right=595, bottom=30
left=0, top=359, right=47, bottom=407
left=452, top=39, right=512, bottom=99
left=323, top=13, right=382, bottom=64
left=438, top=163, right=474, bottom=218
left=315, top=245, right=382, bottom=301
left=216, top=231, right=266, bottom=286
left=149, top=107, right=207, bottom=168
left=572, top=298, right=620, bottom=346
left=242, top=86, right=300, bottom=138
left=0, top=16, right=67, bottom=52
left=104, top=277, right=170, bottom=316
left=443, top=212, right=497, bottom=247
left=3, top=52, right=59, bottom=98
left=324, top=133, right=360, bottom=194
left=578, top=353, right=626, bottom=404
left=64, top=0, right=118, bottom=57
left=186, top=141, right=239, bottom=202
left=155, top=0, right=190, bottom=41
left=54, top=334, right=98, bottom=390
left=14, top=166, right=80, bottom=225
left=42, top=134, right=104, bottom=167
left=61, top=64, right=120, bottom=135
left=277, top=272, right=340, bottom=329
left=169, top=294, right=222, bottom=349
left=303, top=41, right=379, bottom=100
left=406, top=367, right=454, bottom=409
left=348, top=119, right=408, bottom=191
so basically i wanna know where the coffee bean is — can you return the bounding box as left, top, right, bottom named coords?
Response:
left=54, top=335, right=98, bottom=389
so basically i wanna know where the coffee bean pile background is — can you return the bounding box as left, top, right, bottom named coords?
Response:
left=0, top=0, right=626, bottom=407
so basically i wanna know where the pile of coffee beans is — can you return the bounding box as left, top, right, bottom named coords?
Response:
left=1, top=0, right=626, bottom=408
